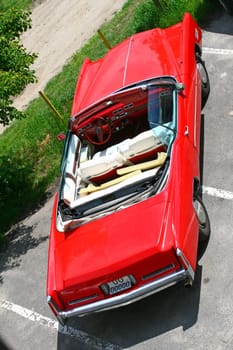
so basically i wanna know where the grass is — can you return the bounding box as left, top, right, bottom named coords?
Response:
left=0, top=0, right=216, bottom=242
left=0, top=0, right=33, bottom=10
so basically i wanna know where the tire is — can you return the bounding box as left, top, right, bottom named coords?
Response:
left=218, top=0, right=233, bottom=15
left=196, top=54, right=210, bottom=110
left=193, top=195, right=210, bottom=243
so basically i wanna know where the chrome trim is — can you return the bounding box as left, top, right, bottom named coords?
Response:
left=56, top=268, right=189, bottom=321
left=47, top=296, right=66, bottom=326
left=141, top=263, right=175, bottom=281
left=176, top=248, right=195, bottom=281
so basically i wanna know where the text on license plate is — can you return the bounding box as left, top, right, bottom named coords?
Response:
left=107, top=275, right=132, bottom=295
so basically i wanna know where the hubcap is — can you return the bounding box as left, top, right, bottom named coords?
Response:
left=197, top=63, right=207, bottom=86
left=193, top=198, right=206, bottom=229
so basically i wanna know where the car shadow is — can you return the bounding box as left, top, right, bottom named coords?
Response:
left=55, top=103, right=210, bottom=350
left=0, top=337, right=13, bottom=350
left=198, top=112, right=211, bottom=260
left=55, top=103, right=212, bottom=350
left=56, top=265, right=202, bottom=349
left=201, top=4, right=233, bottom=35
left=199, top=113, right=205, bottom=193
left=0, top=223, right=48, bottom=284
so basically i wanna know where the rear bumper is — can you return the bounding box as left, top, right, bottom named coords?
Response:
left=48, top=263, right=192, bottom=325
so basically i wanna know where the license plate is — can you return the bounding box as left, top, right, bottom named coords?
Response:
left=107, top=275, right=132, bottom=295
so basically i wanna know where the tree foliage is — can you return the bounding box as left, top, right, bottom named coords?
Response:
left=0, top=8, right=37, bottom=125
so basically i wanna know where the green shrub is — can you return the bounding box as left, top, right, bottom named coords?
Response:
left=0, top=0, right=33, bottom=11
left=132, top=0, right=215, bottom=32
left=133, top=1, right=159, bottom=32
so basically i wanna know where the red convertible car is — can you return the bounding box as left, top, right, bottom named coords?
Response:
left=47, top=13, right=210, bottom=325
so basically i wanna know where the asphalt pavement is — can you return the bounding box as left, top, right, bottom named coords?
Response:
left=0, top=9, right=233, bottom=350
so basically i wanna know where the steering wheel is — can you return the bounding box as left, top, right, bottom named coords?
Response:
left=84, top=117, right=112, bottom=145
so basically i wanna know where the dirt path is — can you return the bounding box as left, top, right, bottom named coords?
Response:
left=0, top=0, right=126, bottom=133
left=15, top=0, right=126, bottom=109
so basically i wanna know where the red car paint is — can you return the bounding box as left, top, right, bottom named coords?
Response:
left=47, top=13, right=209, bottom=324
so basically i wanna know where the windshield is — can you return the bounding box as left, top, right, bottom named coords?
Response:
left=71, top=78, right=177, bottom=151
left=147, top=84, right=176, bottom=151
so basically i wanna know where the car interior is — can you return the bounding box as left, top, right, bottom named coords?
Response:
left=57, top=80, right=177, bottom=230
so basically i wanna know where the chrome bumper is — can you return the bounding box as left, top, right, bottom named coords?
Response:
left=48, top=267, right=191, bottom=325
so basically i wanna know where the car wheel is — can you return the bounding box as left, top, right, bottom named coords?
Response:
left=196, top=54, right=210, bottom=110
left=218, top=0, right=233, bottom=15
left=193, top=195, right=210, bottom=243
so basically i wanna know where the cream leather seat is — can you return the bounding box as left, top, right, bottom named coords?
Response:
left=79, top=129, right=163, bottom=184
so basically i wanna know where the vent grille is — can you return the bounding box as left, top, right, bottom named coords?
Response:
left=68, top=293, right=98, bottom=306
left=142, top=264, right=175, bottom=281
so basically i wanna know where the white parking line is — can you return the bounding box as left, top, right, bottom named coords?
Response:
left=0, top=299, right=122, bottom=350
left=202, top=186, right=233, bottom=201
left=203, top=47, right=233, bottom=55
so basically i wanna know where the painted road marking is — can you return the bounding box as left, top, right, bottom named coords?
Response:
left=0, top=299, right=121, bottom=350
left=203, top=47, right=233, bottom=55
left=202, top=186, right=233, bottom=201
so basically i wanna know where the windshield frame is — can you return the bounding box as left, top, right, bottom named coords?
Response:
left=70, top=76, right=180, bottom=131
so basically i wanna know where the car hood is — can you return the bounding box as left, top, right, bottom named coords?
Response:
left=53, top=191, right=175, bottom=291
left=72, top=23, right=184, bottom=114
